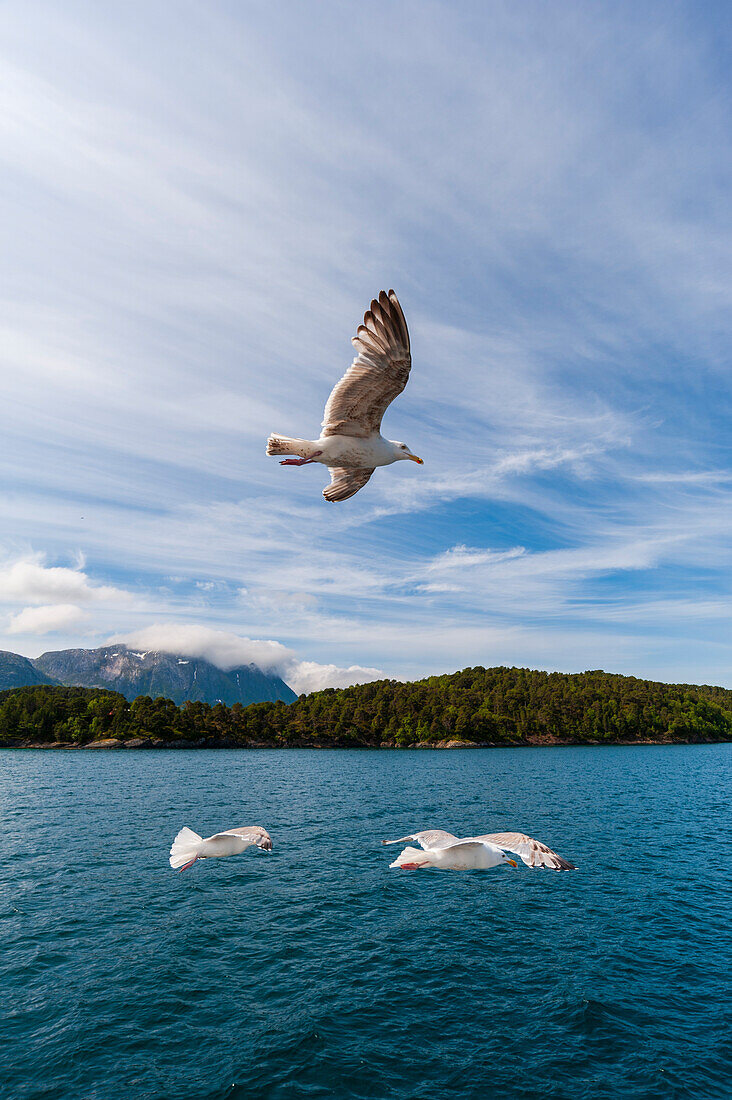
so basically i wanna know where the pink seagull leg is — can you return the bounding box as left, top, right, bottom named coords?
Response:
left=280, top=451, right=323, bottom=466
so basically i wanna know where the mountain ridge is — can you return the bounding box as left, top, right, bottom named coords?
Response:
left=0, top=650, right=57, bottom=690
left=0, top=644, right=295, bottom=706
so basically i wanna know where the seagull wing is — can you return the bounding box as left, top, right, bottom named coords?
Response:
left=382, top=829, right=460, bottom=850
left=441, top=840, right=499, bottom=855
left=323, top=467, right=374, bottom=502
left=475, top=831, right=576, bottom=870
left=215, top=826, right=273, bottom=850
left=322, top=290, right=411, bottom=439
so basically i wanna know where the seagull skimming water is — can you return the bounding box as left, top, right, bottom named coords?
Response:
left=266, top=290, right=422, bottom=502
left=169, top=825, right=272, bottom=872
left=383, top=829, right=576, bottom=871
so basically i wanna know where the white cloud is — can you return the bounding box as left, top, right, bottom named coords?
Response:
left=0, top=555, right=128, bottom=605
left=635, top=470, right=732, bottom=486
left=420, top=534, right=676, bottom=593
left=113, top=624, right=293, bottom=673
left=286, top=661, right=385, bottom=696
left=7, top=603, right=86, bottom=635
left=111, top=623, right=385, bottom=694
left=426, top=545, right=527, bottom=572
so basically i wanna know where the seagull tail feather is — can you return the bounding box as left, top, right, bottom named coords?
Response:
left=389, top=846, right=432, bottom=869
left=266, top=434, right=317, bottom=458
left=169, top=826, right=203, bottom=870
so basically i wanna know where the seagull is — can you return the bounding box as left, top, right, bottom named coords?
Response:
left=169, top=825, right=272, bottom=872
left=266, top=289, right=423, bottom=502
left=383, top=829, right=576, bottom=871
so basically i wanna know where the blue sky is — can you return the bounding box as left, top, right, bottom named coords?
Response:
left=2, top=0, right=732, bottom=691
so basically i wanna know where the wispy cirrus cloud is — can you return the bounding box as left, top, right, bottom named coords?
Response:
left=0, top=3, right=731, bottom=686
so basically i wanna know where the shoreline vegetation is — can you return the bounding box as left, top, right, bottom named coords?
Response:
left=1, top=666, right=731, bottom=749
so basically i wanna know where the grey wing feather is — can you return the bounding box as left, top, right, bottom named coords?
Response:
left=415, top=829, right=461, bottom=850
left=323, top=467, right=374, bottom=502
left=475, top=831, right=576, bottom=870
left=382, top=829, right=460, bottom=849
left=441, top=840, right=496, bottom=854
left=218, top=826, right=273, bottom=850
left=322, top=290, right=411, bottom=438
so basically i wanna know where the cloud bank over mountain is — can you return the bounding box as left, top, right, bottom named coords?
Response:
left=112, top=625, right=384, bottom=695
left=0, top=555, right=384, bottom=693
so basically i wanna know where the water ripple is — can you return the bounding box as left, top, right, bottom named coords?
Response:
left=1, top=744, right=730, bottom=1099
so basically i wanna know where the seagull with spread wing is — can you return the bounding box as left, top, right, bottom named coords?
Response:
left=169, top=825, right=272, bottom=872
left=383, top=828, right=576, bottom=872
left=266, top=289, right=422, bottom=502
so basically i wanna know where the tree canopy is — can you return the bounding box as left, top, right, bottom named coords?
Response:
left=1, top=665, right=731, bottom=747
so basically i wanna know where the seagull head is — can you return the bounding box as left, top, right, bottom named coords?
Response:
left=502, top=853, right=518, bottom=868
left=391, top=440, right=423, bottom=464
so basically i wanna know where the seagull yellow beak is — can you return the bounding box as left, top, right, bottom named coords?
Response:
left=407, top=454, right=424, bottom=464
left=507, top=858, right=518, bottom=867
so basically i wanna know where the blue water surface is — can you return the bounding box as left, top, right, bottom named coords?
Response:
left=1, top=745, right=730, bottom=1099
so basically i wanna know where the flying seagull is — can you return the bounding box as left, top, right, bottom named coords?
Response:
left=266, top=290, right=422, bottom=502
left=169, top=825, right=272, bottom=872
left=383, top=829, right=576, bottom=871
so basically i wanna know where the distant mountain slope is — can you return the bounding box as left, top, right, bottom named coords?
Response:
left=31, top=645, right=296, bottom=705
left=0, top=650, right=57, bottom=691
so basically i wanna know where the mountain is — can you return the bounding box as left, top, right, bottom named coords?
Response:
left=30, top=645, right=296, bottom=706
left=0, top=650, right=57, bottom=691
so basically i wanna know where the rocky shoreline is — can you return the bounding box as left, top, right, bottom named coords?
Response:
left=7, top=734, right=704, bottom=750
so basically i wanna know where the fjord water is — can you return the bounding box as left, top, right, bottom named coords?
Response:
left=2, top=747, right=730, bottom=1100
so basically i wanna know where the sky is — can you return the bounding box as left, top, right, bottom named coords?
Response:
left=2, top=0, right=732, bottom=692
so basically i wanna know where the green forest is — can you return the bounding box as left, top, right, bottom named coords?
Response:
left=2, top=665, right=732, bottom=748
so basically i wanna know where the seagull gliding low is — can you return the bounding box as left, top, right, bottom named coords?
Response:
left=383, top=828, right=576, bottom=871
left=169, top=825, right=272, bottom=872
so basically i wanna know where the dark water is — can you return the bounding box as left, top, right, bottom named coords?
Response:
left=1, top=746, right=730, bottom=1100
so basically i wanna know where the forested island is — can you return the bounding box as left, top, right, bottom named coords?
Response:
left=1, top=665, right=731, bottom=749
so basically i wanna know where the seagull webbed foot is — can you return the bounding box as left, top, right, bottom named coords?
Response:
left=280, top=451, right=322, bottom=466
